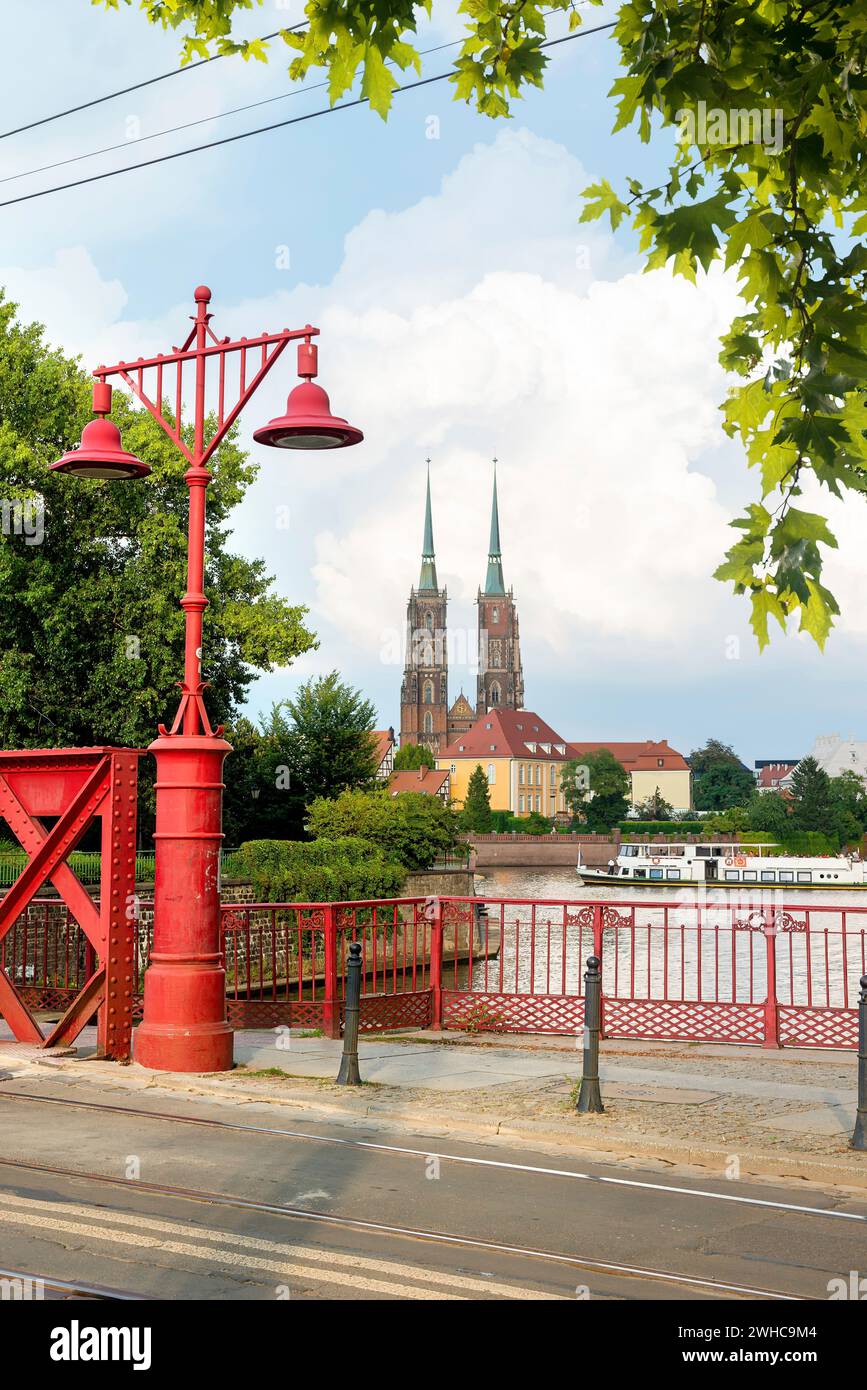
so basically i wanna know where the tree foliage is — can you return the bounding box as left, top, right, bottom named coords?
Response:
left=635, top=786, right=674, bottom=819
left=462, top=763, right=493, bottom=832
left=101, top=1, right=867, bottom=645
left=0, top=294, right=315, bottom=751
left=562, top=748, right=630, bottom=831
left=233, top=835, right=404, bottom=901
left=306, top=785, right=462, bottom=869
left=689, top=739, right=753, bottom=810
left=97, top=0, right=594, bottom=120
left=788, top=754, right=832, bottom=832
left=271, top=672, right=379, bottom=836
left=393, top=741, right=431, bottom=770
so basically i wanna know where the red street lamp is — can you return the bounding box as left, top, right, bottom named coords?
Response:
left=50, top=285, right=362, bottom=1073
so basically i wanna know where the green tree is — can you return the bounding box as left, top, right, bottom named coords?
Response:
left=221, top=706, right=298, bottom=845
left=694, top=763, right=755, bottom=813
left=703, top=804, right=752, bottom=835
left=0, top=294, right=315, bottom=751
left=689, top=740, right=753, bottom=810
left=744, top=790, right=791, bottom=837
left=562, top=749, right=630, bottom=832
left=393, top=741, right=432, bottom=771
left=635, top=786, right=674, bottom=820
left=306, top=786, right=461, bottom=869
left=462, top=763, right=493, bottom=833
left=102, top=3, right=867, bottom=644
left=828, top=770, right=867, bottom=845
left=277, top=673, right=379, bottom=836
left=788, top=756, right=833, bottom=832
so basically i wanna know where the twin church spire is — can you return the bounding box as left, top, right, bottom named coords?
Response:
left=400, top=462, right=524, bottom=755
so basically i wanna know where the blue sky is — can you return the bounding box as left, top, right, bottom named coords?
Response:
left=1, top=0, right=864, bottom=767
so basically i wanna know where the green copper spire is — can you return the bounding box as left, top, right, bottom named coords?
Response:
left=484, top=459, right=505, bottom=595
left=418, top=461, right=438, bottom=590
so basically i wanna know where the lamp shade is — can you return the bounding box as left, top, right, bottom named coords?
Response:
left=50, top=417, right=151, bottom=480
left=253, top=380, right=363, bottom=450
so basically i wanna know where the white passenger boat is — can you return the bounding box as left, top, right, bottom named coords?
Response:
left=577, top=841, right=867, bottom=890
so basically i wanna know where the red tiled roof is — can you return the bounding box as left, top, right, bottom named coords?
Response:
left=756, top=762, right=798, bottom=789
left=388, top=767, right=450, bottom=796
left=566, top=739, right=690, bottom=772
left=442, top=710, right=568, bottom=760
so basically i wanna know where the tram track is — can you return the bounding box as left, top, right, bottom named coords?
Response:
left=0, top=1150, right=805, bottom=1300
left=0, top=1264, right=147, bottom=1300
left=0, top=1086, right=863, bottom=1226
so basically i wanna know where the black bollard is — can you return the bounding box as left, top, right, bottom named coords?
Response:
left=336, top=941, right=362, bottom=1086
left=852, top=974, right=867, bottom=1150
left=576, top=954, right=604, bottom=1114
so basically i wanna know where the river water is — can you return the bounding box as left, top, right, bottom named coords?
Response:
left=463, top=866, right=867, bottom=1006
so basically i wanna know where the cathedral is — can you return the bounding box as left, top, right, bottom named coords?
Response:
left=399, top=464, right=524, bottom=755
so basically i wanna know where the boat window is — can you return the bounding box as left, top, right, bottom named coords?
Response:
left=761, top=871, right=775, bottom=882
left=634, top=869, right=646, bottom=879
left=743, top=870, right=757, bottom=882
left=650, top=868, right=663, bottom=879
left=696, top=847, right=710, bottom=857
left=797, top=871, right=811, bottom=883
left=621, top=868, right=629, bottom=876
left=724, top=870, right=739, bottom=882
left=666, top=869, right=680, bottom=880
left=780, top=870, right=794, bottom=882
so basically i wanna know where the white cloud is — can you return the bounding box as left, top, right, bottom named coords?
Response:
left=13, top=124, right=865, bottom=736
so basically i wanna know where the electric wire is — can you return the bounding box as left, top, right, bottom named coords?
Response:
left=0, top=8, right=605, bottom=189
left=0, top=28, right=299, bottom=142
left=0, top=24, right=616, bottom=212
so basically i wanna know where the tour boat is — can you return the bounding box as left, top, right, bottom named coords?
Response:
left=577, top=841, right=867, bottom=890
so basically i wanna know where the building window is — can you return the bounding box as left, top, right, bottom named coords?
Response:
left=519, top=794, right=525, bottom=812
left=423, top=681, right=433, bottom=704
left=450, top=764, right=456, bottom=774
left=425, top=612, right=433, bottom=631
left=490, top=682, right=501, bottom=706
left=492, top=607, right=499, bottom=623
left=550, top=766, right=556, bottom=785
left=423, top=713, right=433, bottom=735
left=519, top=765, right=525, bottom=785
left=487, top=764, right=495, bottom=784
left=535, top=794, right=541, bottom=812
left=535, top=765, right=541, bottom=785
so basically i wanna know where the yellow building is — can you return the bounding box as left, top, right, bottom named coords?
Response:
left=438, top=710, right=572, bottom=816
left=566, top=740, right=692, bottom=814
left=438, top=715, right=692, bottom=817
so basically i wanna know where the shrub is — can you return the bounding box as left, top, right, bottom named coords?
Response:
left=233, top=836, right=404, bottom=902
left=306, top=788, right=461, bottom=870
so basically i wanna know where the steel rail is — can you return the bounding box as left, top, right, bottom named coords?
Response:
left=0, top=1263, right=148, bottom=1300
left=0, top=1152, right=802, bottom=1302
left=0, top=1088, right=863, bottom=1226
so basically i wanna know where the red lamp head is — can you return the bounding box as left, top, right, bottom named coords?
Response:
left=253, top=340, right=363, bottom=451
left=50, top=381, right=151, bottom=481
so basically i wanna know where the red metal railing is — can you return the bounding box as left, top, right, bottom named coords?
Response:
left=3, top=894, right=866, bottom=1050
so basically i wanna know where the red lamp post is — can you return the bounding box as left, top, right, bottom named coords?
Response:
left=51, top=286, right=362, bottom=1072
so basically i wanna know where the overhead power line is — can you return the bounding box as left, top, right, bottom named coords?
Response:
left=0, top=27, right=301, bottom=143
left=0, top=36, right=465, bottom=188
left=0, top=23, right=615, bottom=212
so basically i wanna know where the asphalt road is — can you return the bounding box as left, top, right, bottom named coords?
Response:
left=0, top=1075, right=864, bottom=1301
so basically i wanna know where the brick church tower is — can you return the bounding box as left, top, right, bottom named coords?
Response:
left=400, top=468, right=449, bottom=754
left=476, top=463, right=524, bottom=714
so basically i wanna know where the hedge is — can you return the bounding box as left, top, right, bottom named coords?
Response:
left=232, top=836, right=405, bottom=903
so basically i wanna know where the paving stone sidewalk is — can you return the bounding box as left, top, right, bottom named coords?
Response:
left=1, top=1022, right=864, bottom=1173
